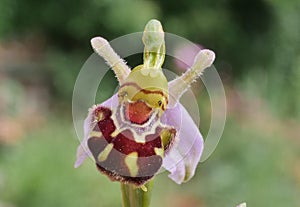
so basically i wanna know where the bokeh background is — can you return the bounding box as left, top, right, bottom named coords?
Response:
left=1, top=0, right=300, bottom=206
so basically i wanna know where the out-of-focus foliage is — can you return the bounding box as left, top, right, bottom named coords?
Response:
left=1, top=0, right=299, bottom=118
left=0, top=0, right=300, bottom=207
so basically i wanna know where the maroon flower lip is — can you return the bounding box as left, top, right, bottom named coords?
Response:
left=86, top=105, right=176, bottom=186
left=124, top=100, right=153, bottom=125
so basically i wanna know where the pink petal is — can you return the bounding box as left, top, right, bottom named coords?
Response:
left=74, top=94, right=118, bottom=168
left=174, top=44, right=203, bottom=70
left=161, top=102, right=204, bottom=184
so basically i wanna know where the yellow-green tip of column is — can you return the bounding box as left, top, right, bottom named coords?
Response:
left=142, top=19, right=164, bottom=52
left=142, top=19, right=166, bottom=69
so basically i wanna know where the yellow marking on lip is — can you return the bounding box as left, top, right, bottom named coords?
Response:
left=154, top=147, right=164, bottom=157
left=111, top=130, right=120, bottom=137
left=125, top=152, right=139, bottom=177
left=97, top=143, right=114, bottom=162
left=134, top=135, right=146, bottom=144
left=89, top=131, right=102, bottom=138
left=97, top=111, right=105, bottom=121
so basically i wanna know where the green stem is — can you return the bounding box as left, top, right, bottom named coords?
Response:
left=121, top=180, right=154, bottom=207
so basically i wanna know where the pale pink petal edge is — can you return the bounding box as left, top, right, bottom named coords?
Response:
left=162, top=102, right=204, bottom=184
left=74, top=94, right=118, bottom=168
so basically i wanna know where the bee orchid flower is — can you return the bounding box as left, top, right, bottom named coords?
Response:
left=75, top=19, right=215, bottom=206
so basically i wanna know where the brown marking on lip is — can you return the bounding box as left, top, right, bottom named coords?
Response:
left=120, top=82, right=169, bottom=105
left=87, top=104, right=177, bottom=186
left=120, top=82, right=142, bottom=90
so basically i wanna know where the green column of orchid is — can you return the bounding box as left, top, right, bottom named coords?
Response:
left=142, top=19, right=165, bottom=70
left=120, top=19, right=166, bottom=207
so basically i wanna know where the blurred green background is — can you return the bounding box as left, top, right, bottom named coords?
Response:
left=0, top=0, right=300, bottom=206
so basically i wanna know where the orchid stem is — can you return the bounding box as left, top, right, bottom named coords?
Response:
left=121, top=180, right=154, bottom=207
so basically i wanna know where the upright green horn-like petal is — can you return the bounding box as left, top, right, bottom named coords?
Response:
left=142, top=19, right=165, bottom=69
left=91, top=37, right=131, bottom=84
left=168, top=49, right=215, bottom=107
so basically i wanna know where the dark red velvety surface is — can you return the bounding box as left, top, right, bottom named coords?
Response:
left=88, top=106, right=165, bottom=186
